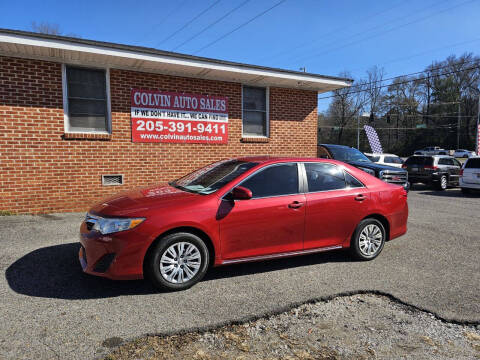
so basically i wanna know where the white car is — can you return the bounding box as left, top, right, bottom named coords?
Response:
left=364, top=153, right=404, bottom=168
left=460, top=157, right=480, bottom=193
left=453, top=149, right=475, bottom=158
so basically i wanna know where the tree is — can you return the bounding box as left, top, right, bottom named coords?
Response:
left=325, top=72, right=367, bottom=144
left=31, top=22, right=61, bottom=35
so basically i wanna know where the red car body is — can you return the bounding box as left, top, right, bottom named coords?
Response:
left=79, top=157, right=408, bottom=280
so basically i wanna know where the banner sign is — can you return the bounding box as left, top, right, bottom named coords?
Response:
left=131, top=89, right=228, bottom=144
left=364, top=125, right=383, bottom=153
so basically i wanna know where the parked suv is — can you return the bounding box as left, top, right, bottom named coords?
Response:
left=318, top=144, right=409, bottom=191
left=460, top=157, right=480, bottom=193
left=403, top=155, right=461, bottom=190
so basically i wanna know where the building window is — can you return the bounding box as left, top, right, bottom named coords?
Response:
left=242, top=86, right=268, bottom=137
left=63, top=65, right=110, bottom=133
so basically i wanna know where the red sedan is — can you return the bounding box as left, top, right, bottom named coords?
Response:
left=79, top=157, right=408, bottom=291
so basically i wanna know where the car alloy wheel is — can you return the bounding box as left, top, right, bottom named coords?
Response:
left=437, top=175, right=447, bottom=191
left=350, top=218, right=386, bottom=260
left=145, top=232, right=209, bottom=291
left=160, top=242, right=201, bottom=284
left=358, top=224, right=383, bottom=257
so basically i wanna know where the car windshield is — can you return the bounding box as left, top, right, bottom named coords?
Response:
left=170, top=160, right=258, bottom=195
left=329, top=147, right=371, bottom=162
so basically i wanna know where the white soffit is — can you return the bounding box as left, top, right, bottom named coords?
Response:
left=0, top=30, right=352, bottom=93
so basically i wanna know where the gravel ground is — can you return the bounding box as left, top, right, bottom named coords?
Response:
left=106, top=294, right=480, bottom=360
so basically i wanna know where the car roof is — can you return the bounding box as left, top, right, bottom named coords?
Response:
left=234, top=156, right=347, bottom=165
left=319, top=144, right=352, bottom=149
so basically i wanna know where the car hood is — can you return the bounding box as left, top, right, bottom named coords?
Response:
left=89, top=184, right=200, bottom=217
left=346, top=160, right=405, bottom=173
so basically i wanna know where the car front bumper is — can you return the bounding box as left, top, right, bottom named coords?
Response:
left=79, top=221, right=148, bottom=280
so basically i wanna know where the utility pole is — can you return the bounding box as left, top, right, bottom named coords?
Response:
left=457, top=101, right=461, bottom=150
left=476, top=94, right=480, bottom=155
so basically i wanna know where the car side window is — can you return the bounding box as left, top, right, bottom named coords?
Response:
left=305, top=163, right=346, bottom=192
left=344, top=171, right=364, bottom=188
left=453, top=159, right=461, bottom=167
left=438, top=158, right=449, bottom=165
left=240, top=163, right=299, bottom=198
left=385, top=156, right=403, bottom=164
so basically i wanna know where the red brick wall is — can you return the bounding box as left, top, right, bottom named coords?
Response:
left=0, top=56, right=318, bottom=214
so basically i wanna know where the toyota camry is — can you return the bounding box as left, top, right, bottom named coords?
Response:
left=79, top=157, right=408, bottom=291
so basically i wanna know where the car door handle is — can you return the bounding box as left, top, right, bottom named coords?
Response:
left=354, top=194, right=366, bottom=201
left=288, top=201, right=304, bottom=209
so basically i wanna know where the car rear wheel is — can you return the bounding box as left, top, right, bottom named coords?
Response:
left=145, top=232, right=209, bottom=291
left=350, top=218, right=386, bottom=261
left=436, top=175, right=448, bottom=191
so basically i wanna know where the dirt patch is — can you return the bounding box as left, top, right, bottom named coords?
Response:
left=104, top=294, right=480, bottom=359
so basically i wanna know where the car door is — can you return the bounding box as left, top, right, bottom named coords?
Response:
left=302, top=162, right=370, bottom=250
left=450, top=158, right=462, bottom=185
left=218, top=163, right=305, bottom=260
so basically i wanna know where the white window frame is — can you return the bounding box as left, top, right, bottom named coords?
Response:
left=241, top=85, right=269, bottom=138
left=62, top=64, right=112, bottom=134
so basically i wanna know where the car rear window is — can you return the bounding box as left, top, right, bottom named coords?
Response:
left=405, top=156, right=434, bottom=166
left=465, top=158, right=480, bottom=168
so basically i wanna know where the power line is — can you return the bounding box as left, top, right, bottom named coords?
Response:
left=193, top=0, right=287, bottom=54
left=172, top=0, right=251, bottom=51
left=318, top=64, right=480, bottom=100
left=296, top=0, right=477, bottom=65
left=342, top=38, right=480, bottom=75
left=156, top=0, right=222, bottom=47
left=137, top=0, right=190, bottom=44
left=319, top=58, right=478, bottom=96
left=257, top=0, right=410, bottom=63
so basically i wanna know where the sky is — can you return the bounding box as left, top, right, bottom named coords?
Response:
left=1, top=0, right=480, bottom=112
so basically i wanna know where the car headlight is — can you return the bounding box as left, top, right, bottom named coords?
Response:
left=89, top=215, right=145, bottom=235
left=358, top=167, right=375, bottom=176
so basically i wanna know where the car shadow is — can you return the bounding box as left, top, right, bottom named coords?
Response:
left=410, top=184, right=480, bottom=197
left=5, top=243, right=350, bottom=300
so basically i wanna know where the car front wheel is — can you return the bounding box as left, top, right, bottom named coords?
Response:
left=145, top=232, right=209, bottom=291
left=350, top=218, right=386, bottom=261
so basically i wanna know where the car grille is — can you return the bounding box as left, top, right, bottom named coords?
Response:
left=381, top=170, right=408, bottom=184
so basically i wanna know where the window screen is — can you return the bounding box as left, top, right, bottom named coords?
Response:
left=305, top=163, right=346, bottom=192
left=241, top=164, right=298, bottom=198
left=66, top=66, right=108, bottom=132
left=242, top=86, right=267, bottom=136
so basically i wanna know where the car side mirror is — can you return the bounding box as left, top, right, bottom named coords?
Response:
left=231, top=186, right=252, bottom=200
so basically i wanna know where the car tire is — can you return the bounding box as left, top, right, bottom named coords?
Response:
left=145, top=232, right=209, bottom=291
left=350, top=218, right=386, bottom=261
left=461, top=188, right=470, bottom=194
left=435, top=175, right=448, bottom=191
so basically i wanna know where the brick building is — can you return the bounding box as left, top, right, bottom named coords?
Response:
left=0, top=29, right=351, bottom=214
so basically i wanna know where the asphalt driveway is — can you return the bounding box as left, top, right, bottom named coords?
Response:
left=1, top=187, right=479, bottom=359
